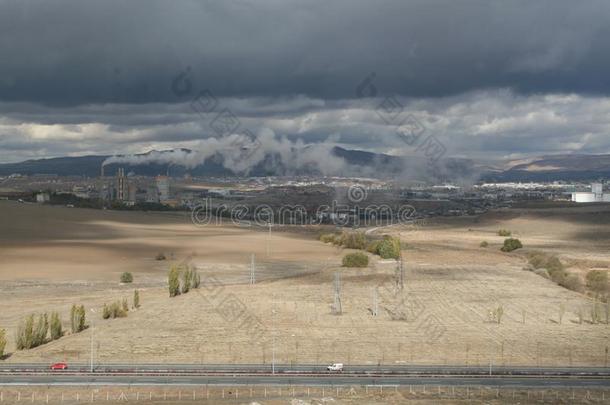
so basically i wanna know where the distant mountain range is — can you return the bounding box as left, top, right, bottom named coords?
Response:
left=1, top=148, right=609, bottom=182
left=482, top=154, right=610, bottom=182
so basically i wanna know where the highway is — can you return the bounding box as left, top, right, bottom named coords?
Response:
left=1, top=364, right=609, bottom=387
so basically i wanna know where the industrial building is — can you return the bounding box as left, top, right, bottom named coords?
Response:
left=115, top=167, right=127, bottom=201
left=156, top=176, right=170, bottom=202
left=571, top=183, right=610, bottom=203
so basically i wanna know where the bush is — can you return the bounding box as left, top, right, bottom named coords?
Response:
left=527, top=251, right=565, bottom=278
left=560, top=274, right=584, bottom=293
left=319, top=233, right=338, bottom=244
left=0, top=328, right=6, bottom=358
left=479, top=241, right=488, bottom=248
left=533, top=268, right=550, bottom=279
left=102, top=301, right=128, bottom=319
left=366, top=240, right=381, bottom=254
left=49, top=312, right=62, bottom=341
left=366, top=236, right=401, bottom=259
left=70, top=305, right=86, bottom=333
left=498, top=229, right=512, bottom=237
left=181, top=267, right=192, bottom=294
left=500, top=238, right=522, bottom=252
left=342, top=252, right=369, bottom=267
left=120, top=272, right=133, bottom=283
left=545, top=256, right=564, bottom=274
left=340, top=231, right=367, bottom=250
left=192, top=269, right=201, bottom=289
left=586, top=270, right=608, bottom=293
left=133, top=290, right=140, bottom=309
left=168, top=265, right=181, bottom=297
left=155, top=252, right=166, bottom=261
left=377, top=236, right=401, bottom=259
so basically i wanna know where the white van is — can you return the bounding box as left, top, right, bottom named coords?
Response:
left=327, top=363, right=343, bottom=372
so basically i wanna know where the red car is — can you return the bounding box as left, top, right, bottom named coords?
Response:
left=50, top=362, right=68, bottom=370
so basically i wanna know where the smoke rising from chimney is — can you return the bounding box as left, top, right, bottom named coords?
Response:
left=101, top=129, right=352, bottom=176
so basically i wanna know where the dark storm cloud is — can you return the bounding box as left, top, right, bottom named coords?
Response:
left=1, top=0, right=610, bottom=105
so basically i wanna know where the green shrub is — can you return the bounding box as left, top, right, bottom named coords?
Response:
left=133, top=290, right=140, bottom=309
left=342, top=252, right=369, bottom=267
left=319, top=233, right=338, bottom=244
left=527, top=251, right=548, bottom=269
left=500, top=238, right=522, bottom=252
left=49, top=312, right=62, bottom=341
left=102, top=301, right=127, bottom=319
left=498, top=229, right=512, bottom=237
left=0, top=328, right=6, bottom=358
left=340, top=231, right=367, bottom=250
left=191, top=269, right=201, bottom=289
left=168, top=265, right=181, bottom=297
left=545, top=256, right=564, bottom=274
left=560, top=274, right=584, bottom=293
left=366, top=240, right=381, bottom=254
left=528, top=251, right=564, bottom=275
left=586, top=270, right=609, bottom=293
left=377, top=236, right=401, bottom=259
left=120, top=272, right=133, bottom=283
left=181, top=267, right=192, bottom=294
left=479, top=241, right=488, bottom=248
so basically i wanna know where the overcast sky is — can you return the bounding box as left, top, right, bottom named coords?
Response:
left=1, top=0, right=610, bottom=164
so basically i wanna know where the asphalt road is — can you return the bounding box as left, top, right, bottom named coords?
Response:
left=1, top=363, right=609, bottom=387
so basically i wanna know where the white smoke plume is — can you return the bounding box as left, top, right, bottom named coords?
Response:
left=101, top=129, right=352, bottom=176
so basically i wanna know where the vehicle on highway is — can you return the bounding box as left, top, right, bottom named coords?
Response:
left=327, top=363, right=343, bottom=372
left=50, top=362, right=68, bottom=370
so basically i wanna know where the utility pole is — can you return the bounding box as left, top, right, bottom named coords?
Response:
left=397, top=254, right=405, bottom=290
left=90, top=308, right=96, bottom=373
left=266, top=222, right=272, bottom=257
left=333, top=272, right=342, bottom=315
left=372, top=288, right=378, bottom=316
left=272, top=294, right=276, bottom=374
left=250, top=254, right=256, bottom=285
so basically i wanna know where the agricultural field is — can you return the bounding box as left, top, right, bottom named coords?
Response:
left=0, top=201, right=609, bottom=367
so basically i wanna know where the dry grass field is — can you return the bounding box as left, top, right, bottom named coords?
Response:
left=1, top=201, right=610, bottom=367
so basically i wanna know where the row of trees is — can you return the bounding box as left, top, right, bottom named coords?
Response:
left=15, top=311, right=64, bottom=350
left=102, top=290, right=140, bottom=319
left=169, top=265, right=201, bottom=297
left=320, top=231, right=402, bottom=261
left=103, top=300, right=128, bottom=319
left=527, top=251, right=583, bottom=292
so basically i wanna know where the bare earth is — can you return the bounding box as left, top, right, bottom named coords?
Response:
left=1, top=201, right=609, bottom=367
